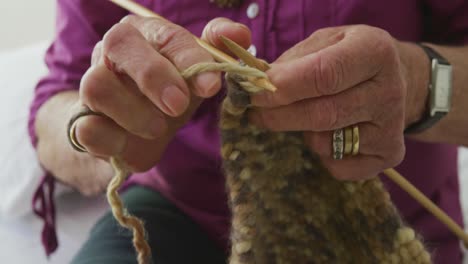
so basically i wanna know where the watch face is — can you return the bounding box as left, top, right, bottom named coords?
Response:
left=431, top=63, right=452, bottom=115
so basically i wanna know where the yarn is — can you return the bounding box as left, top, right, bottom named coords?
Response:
left=107, top=157, right=151, bottom=264
left=108, top=62, right=432, bottom=263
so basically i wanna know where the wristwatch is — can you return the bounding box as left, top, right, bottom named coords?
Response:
left=405, top=44, right=453, bottom=134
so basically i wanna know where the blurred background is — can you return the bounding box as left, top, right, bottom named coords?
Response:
left=0, top=3, right=108, bottom=263
left=0, top=1, right=55, bottom=51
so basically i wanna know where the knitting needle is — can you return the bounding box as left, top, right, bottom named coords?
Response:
left=219, top=35, right=271, bottom=71
left=108, top=0, right=276, bottom=92
left=220, top=36, right=468, bottom=247
left=384, top=168, right=468, bottom=247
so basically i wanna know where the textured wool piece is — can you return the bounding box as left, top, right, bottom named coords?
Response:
left=108, top=62, right=432, bottom=264
left=219, top=70, right=432, bottom=263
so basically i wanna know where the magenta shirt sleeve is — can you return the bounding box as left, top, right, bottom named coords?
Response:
left=28, top=0, right=128, bottom=256
left=28, top=0, right=128, bottom=147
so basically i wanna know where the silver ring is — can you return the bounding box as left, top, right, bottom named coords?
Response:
left=332, top=129, right=344, bottom=160
left=67, top=106, right=102, bottom=153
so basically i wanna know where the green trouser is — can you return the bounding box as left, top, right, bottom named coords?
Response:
left=71, top=186, right=227, bottom=264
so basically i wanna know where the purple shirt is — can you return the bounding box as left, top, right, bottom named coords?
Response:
left=30, top=0, right=468, bottom=262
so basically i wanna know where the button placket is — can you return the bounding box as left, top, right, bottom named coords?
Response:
left=246, top=0, right=266, bottom=60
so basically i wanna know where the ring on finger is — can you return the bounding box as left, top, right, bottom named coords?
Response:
left=332, top=128, right=344, bottom=160
left=351, top=125, right=360, bottom=156
left=332, top=125, right=360, bottom=160
left=344, top=126, right=353, bottom=155
left=67, top=106, right=102, bottom=153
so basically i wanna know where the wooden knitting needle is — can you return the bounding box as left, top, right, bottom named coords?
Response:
left=219, top=35, right=271, bottom=71
left=220, top=36, right=468, bottom=247
left=108, top=0, right=276, bottom=92
left=385, top=168, right=468, bottom=247
left=108, top=0, right=468, bottom=247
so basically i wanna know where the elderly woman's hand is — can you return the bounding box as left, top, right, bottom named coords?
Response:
left=36, top=16, right=251, bottom=195
left=75, top=15, right=251, bottom=172
left=250, top=25, right=427, bottom=180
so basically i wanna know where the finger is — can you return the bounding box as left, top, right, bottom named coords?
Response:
left=320, top=155, right=384, bottom=181
left=102, top=22, right=191, bottom=117
left=75, top=114, right=174, bottom=173
left=75, top=115, right=128, bottom=157
left=120, top=15, right=222, bottom=98
left=252, top=26, right=396, bottom=107
left=250, top=83, right=378, bottom=131
left=80, top=64, right=168, bottom=140
left=201, top=17, right=252, bottom=56
left=91, top=41, right=103, bottom=66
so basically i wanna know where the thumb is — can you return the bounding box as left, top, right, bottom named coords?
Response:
left=201, top=18, right=252, bottom=56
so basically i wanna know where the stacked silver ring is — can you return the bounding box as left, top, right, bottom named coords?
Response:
left=332, top=129, right=344, bottom=160
left=332, top=125, right=360, bottom=160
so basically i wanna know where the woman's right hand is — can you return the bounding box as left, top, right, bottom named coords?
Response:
left=35, top=15, right=252, bottom=196
left=77, top=15, right=250, bottom=171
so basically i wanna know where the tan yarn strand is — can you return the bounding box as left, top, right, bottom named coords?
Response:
left=108, top=157, right=151, bottom=264
left=105, top=63, right=264, bottom=264
left=181, top=62, right=267, bottom=80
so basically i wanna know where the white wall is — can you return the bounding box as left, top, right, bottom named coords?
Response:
left=0, top=1, right=55, bottom=51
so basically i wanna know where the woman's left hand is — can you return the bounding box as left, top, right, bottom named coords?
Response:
left=250, top=25, right=425, bottom=180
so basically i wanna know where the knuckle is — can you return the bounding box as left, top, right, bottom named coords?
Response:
left=370, top=28, right=398, bottom=62
left=102, top=23, right=138, bottom=55
left=153, top=22, right=192, bottom=52
left=80, top=69, right=108, bottom=111
left=315, top=54, right=342, bottom=95
left=153, top=23, right=206, bottom=67
left=119, top=14, right=139, bottom=24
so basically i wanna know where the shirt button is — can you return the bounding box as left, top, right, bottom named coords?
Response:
left=247, top=44, right=257, bottom=57
left=247, top=3, right=259, bottom=19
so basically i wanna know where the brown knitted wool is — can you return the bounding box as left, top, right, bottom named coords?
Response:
left=220, top=72, right=432, bottom=263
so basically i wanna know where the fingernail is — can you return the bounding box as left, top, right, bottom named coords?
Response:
left=195, top=72, right=221, bottom=97
left=214, top=20, right=230, bottom=33
left=235, top=23, right=249, bottom=31
left=161, top=85, right=189, bottom=116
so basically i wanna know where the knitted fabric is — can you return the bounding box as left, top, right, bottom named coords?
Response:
left=219, top=70, right=432, bottom=263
